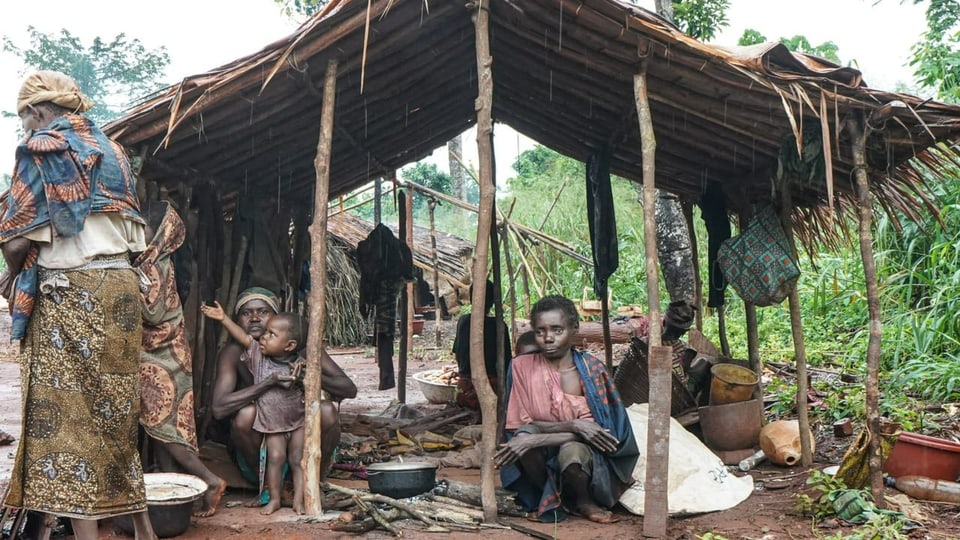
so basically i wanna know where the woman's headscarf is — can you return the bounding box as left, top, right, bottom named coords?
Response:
left=235, top=287, right=280, bottom=315
left=17, top=70, right=93, bottom=115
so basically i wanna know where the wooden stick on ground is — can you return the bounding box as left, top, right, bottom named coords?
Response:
left=353, top=495, right=401, bottom=536
left=324, top=483, right=448, bottom=531
left=498, top=520, right=555, bottom=540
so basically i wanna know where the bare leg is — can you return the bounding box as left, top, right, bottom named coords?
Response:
left=131, top=510, right=159, bottom=540
left=319, top=400, right=341, bottom=481
left=260, top=433, right=286, bottom=515
left=562, top=464, right=618, bottom=524
left=516, top=435, right=548, bottom=487
left=286, top=427, right=306, bottom=515
left=69, top=518, right=98, bottom=540
left=159, top=441, right=226, bottom=517
left=231, top=404, right=262, bottom=477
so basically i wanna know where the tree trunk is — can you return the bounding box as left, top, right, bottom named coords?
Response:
left=656, top=191, right=695, bottom=302
left=654, top=0, right=675, bottom=21
left=448, top=135, right=466, bottom=200
left=851, top=115, right=884, bottom=504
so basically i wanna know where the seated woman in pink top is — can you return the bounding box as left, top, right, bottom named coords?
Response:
left=495, top=296, right=638, bottom=524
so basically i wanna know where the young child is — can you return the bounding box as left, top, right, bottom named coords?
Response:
left=200, top=301, right=307, bottom=515
left=513, top=330, right=540, bottom=357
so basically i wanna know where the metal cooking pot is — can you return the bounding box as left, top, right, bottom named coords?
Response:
left=366, top=461, right=437, bottom=499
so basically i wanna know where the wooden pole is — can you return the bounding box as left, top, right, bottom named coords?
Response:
left=428, top=198, right=442, bottom=348
left=779, top=191, right=812, bottom=468
left=491, top=201, right=507, bottom=442
left=502, top=202, right=518, bottom=342
left=739, top=211, right=761, bottom=368
left=635, top=57, right=669, bottom=538
left=471, top=0, right=499, bottom=523
left=374, top=177, right=382, bottom=224
left=851, top=115, right=884, bottom=503
left=601, top=298, right=614, bottom=373
left=303, top=57, right=337, bottom=516
left=683, top=202, right=703, bottom=329
left=397, top=188, right=413, bottom=403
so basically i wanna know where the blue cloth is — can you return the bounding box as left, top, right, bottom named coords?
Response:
left=0, top=115, right=143, bottom=340
left=500, top=349, right=638, bottom=522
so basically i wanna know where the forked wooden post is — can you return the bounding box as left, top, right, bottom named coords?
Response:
left=779, top=190, right=812, bottom=467
left=851, top=115, right=884, bottom=503
left=303, top=57, right=338, bottom=516
left=635, top=56, right=670, bottom=538
left=471, top=0, right=500, bottom=523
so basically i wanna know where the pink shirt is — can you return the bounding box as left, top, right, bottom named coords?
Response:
left=505, top=353, right=594, bottom=430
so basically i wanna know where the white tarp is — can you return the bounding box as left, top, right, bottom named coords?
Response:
left=619, top=404, right=754, bottom=515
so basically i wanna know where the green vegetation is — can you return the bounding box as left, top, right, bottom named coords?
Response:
left=910, top=0, right=960, bottom=103
left=346, top=142, right=960, bottom=422
left=3, top=27, right=170, bottom=124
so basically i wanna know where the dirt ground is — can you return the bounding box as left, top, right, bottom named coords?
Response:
left=2, top=313, right=960, bottom=539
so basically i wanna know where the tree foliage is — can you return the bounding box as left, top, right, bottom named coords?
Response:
left=910, top=0, right=960, bottom=103
left=3, top=27, right=170, bottom=124
left=672, top=0, right=730, bottom=41
left=737, top=29, right=841, bottom=64
left=274, top=0, right=328, bottom=19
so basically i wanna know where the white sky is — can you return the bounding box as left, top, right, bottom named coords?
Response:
left=0, top=0, right=930, bottom=183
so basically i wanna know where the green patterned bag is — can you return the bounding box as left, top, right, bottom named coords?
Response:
left=717, top=205, right=800, bottom=307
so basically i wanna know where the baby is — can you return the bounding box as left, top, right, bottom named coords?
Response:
left=201, top=301, right=307, bottom=515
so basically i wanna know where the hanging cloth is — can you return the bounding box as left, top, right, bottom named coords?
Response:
left=586, top=145, right=618, bottom=298
left=698, top=182, right=730, bottom=308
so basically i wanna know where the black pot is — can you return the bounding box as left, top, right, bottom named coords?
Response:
left=366, top=462, right=437, bottom=499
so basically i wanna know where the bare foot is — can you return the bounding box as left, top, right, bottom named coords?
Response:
left=293, top=492, right=304, bottom=515
left=573, top=503, right=620, bottom=524
left=194, top=478, right=227, bottom=517
left=244, top=494, right=265, bottom=508
left=259, top=499, right=281, bottom=515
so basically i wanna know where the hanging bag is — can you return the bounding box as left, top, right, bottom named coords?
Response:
left=717, top=205, right=800, bottom=306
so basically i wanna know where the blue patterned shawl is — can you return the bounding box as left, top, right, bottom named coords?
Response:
left=500, top=349, right=638, bottom=522
left=0, top=114, right=142, bottom=340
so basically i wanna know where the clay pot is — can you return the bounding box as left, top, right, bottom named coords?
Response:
left=698, top=398, right=763, bottom=452
left=759, top=420, right=815, bottom=466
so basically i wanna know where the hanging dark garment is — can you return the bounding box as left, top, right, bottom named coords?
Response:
left=698, top=182, right=731, bottom=308
left=586, top=145, right=619, bottom=298
left=357, top=223, right=414, bottom=390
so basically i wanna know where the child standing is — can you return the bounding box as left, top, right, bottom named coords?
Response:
left=201, top=301, right=307, bottom=515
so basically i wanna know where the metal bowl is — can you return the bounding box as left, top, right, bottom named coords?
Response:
left=366, top=461, right=437, bottom=499
left=413, top=370, right=457, bottom=404
left=113, top=473, right=207, bottom=538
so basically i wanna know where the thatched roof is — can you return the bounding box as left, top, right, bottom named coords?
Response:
left=327, top=211, right=474, bottom=288
left=104, top=0, right=960, bottom=239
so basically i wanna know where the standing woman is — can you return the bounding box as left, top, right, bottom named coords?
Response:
left=0, top=71, right=156, bottom=539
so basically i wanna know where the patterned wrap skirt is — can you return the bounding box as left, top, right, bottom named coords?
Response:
left=2, top=265, right=147, bottom=519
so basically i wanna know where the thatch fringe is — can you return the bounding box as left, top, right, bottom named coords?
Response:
left=323, top=237, right=367, bottom=346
